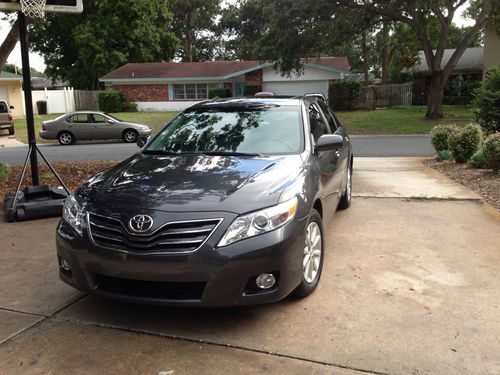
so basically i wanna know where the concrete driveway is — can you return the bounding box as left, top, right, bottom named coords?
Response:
left=0, top=158, right=499, bottom=374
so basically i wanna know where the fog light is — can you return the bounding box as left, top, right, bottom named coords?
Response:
left=60, top=258, right=71, bottom=271
left=256, top=273, right=276, bottom=289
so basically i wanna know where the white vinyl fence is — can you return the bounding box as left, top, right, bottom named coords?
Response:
left=26, top=87, right=76, bottom=115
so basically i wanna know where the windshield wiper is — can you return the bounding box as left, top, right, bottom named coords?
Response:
left=199, top=151, right=263, bottom=157
left=142, top=150, right=183, bottom=155
left=142, top=150, right=263, bottom=157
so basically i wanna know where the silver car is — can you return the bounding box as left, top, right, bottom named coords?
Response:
left=40, top=111, right=152, bottom=145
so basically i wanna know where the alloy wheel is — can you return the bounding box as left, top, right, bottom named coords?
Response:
left=303, top=221, right=322, bottom=284
left=59, top=133, right=72, bottom=145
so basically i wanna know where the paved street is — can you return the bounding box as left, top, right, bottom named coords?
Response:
left=0, top=135, right=434, bottom=164
left=1, top=158, right=499, bottom=374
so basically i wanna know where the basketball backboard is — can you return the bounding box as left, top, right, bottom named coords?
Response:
left=0, top=0, right=83, bottom=13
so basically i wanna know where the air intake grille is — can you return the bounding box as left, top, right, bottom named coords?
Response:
left=88, top=213, right=222, bottom=254
left=94, top=273, right=206, bottom=300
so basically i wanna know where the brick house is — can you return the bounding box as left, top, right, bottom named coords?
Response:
left=99, top=57, right=350, bottom=111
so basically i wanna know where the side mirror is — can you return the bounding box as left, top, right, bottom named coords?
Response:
left=314, top=134, right=344, bottom=152
left=136, top=135, right=151, bottom=148
left=9, top=105, right=14, bottom=109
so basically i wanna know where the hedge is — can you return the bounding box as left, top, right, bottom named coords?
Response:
left=243, top=84, right=262, bottom=96
left=472, top=65, right=500, bottom=135
left=98, top=91, right=125, bottom=113
left=328, top=81, right=362, bottom=110
left=208, top=88, right=231, bottom=99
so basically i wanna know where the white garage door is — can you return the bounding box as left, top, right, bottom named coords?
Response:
left=262, top=80, right=328, bottom=97
left=0, top=87, right=8, bottom=101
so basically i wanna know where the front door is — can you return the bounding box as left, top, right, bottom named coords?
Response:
left=235, top=82, right=246, bottom=97
left=90, top=113, right=117, bottom=139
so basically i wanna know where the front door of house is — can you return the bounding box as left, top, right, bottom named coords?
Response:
left=235, top=82, right=246, bottom=97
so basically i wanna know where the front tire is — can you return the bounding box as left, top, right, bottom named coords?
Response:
left=58, top=131, right=74, bottom=145
left=123, top=129, right=138, bottom=143
left=338, top=160, right=352, bottom=210
left=294, top=209, right=324, bottom=298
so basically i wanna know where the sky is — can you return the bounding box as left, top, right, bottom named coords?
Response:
left=0, top=1, right=477, bottom=74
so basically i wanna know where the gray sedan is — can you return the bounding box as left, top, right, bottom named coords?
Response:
left=40, top=111, right=152, bottom=145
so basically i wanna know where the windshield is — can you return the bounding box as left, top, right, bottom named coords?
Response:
left=146, top=106, right=303, bottom=155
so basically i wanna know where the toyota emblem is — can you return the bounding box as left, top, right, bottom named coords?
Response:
left=128, top=215, right=154, bottom=233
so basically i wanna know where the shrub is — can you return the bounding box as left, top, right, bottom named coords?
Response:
left=469, top=151, right=488, bottom=169
left=122, top=101, right=138, bottom=112
left=448, top=123, right=483, bottom=163
left=435, top=150, right=453, bottom=161
left=472, top=65, right=500, bottom=135
left=431, top=124, right=459, bottom=152
left=98, top=91, right=125, bottom=112
left=329, top=81, right=362, bottom=110
left=208, top=88, right=231, bottom=99
left=0, top=163, right=11, bottom=181
left=243, top=84, right=262, bottom=96
left=482, top=132, right=500, bottom=171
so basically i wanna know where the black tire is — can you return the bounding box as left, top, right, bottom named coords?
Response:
left=6, top=207, right=16, bottom=222
left=338, top=160, right=352, bottom=210
left=58, top=131, right=75, bottom=145
left=123, top=129, right=138, bottom=143
left=8, top=127, right=14, bottom=135
left=294, top=209, right=324, bottom=298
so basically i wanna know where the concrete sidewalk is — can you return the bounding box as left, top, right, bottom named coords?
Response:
left=0, top=132, right=24, bottom=148
left=0, top=158, right=499, bottom=374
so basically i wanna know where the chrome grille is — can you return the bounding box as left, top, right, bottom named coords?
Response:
left=87, top=213, right=222, bottom=254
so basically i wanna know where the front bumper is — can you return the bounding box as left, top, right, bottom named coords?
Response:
left=56, top=213, right=307, bottom=307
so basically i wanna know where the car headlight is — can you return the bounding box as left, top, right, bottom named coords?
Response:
left=218, top=197, right=297, bottom=247
left=62, top=195, right=85, bottom=236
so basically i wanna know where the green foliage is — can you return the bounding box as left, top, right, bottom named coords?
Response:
left=98, top=91, right=125, bottom=113
left=29, top=0, right=178, bottom=89
left=431, top=124, right=459, bottom=152
left=122, top=101, right=138, bottom=112
left=329, top=81, right=362, bottom=110
left=443, top=76, right=482, bottom=105
left=469, top=151, right=488, bottom=169
left=243, top=84, right=262, bottom=96
left=0, top=163, right=11, bottom=181
left=472, top=65, right=500, bottom=135
left=435, top=150, right=453, bottom=161
left=448, top=123, right=483, bottom=163
left=482, top=133, right=500, bottom=171
left=208, top=88, right=231, bottom=99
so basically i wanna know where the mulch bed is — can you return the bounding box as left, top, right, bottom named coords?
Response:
left=423, top=159, right=500, bottom=210
left=0, top=161, right=118, bottom=209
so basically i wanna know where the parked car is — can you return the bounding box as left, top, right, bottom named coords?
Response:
left=0, top=100, right=15, bottom=135
left=39, top=111, right=152, bottom=145
left=56, top=96, right=353, bottom=306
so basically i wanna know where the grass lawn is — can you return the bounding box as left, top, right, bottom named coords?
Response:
left=13, top=105, right=474, bottom=143
left=336, top=105, right=474, bottom=134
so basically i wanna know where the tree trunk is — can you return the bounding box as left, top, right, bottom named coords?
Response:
left=185, top=13, right=193, bottom=62
left=426, top=72, right=444, bottom=119
left=0, top=15, right=21, bottom=72
left=361, top=32, right=369, bottom=86
left=381, top=42, right=390, bottom=84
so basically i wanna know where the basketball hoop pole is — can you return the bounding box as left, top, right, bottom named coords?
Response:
left=18, top=11, right=39, bottom=185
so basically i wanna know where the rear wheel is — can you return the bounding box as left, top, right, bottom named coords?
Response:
left=294, top=209, right=324, bottom=298
left=58, top=131, right=74, bottom=145
left=123, top=129, right=138, bottom=143
left=338, top=161, right=352, bottom=210
left=8, top=127, right=14, bottom=135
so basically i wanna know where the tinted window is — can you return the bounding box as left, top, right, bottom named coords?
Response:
left=317, top=101, right=338, bottom=132
left=147, top=106, right=303, bottom=154
left=0, top=102, right=8, bottom=113
left=69, top=114, right=89, bottom=123
left=308, top=104, right=330, bottom=141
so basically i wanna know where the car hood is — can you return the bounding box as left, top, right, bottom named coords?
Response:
left=78, top=153, right=304, bottom=214
left=121, top=121, right=150, bottom=128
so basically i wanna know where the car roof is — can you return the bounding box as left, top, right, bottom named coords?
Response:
left=189, top=96, right=321, bottom=110
left=65, top=110, right=108, bottom=116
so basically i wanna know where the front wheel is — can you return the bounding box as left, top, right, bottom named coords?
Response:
left=123, top=129, right=138, bottom=143
left=294, top=209, right=324, bottom=298
left=338, top=161, right=352, bottom=210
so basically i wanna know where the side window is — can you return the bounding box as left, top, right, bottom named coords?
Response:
left=308, top=103, right=330, bottom=141
left=69, top=114, right=89, bottom=123
left=317, top=101, right=338, bottom=132
left=91, top=114, right=106, bottom=123
left=0, top=102, right=8, bottom=113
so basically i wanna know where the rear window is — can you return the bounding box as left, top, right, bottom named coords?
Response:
left=0, top=102, right=8, bottom=113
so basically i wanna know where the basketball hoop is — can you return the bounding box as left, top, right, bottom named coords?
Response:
left=20, top=0, right=46, bottom=18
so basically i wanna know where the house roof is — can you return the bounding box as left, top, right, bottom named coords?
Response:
left=100, top=57, right=351, bottom=82
left=0, top=71, right=23, bottom=80
left=415, top=47, right=484, bottom=73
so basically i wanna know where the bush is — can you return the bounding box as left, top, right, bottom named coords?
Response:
left=472, top=65, right=500, bottom=135
left=122, top=101, right=138, bottom=112
left=243, top=84, right=262, bottom=96
left=469, top=151, right=488, bottom=169
left=443, top=75, right=481, bottom=105
left=329, top=81, right=362, bottom=110
left=98, top=91, right=125, bottom=112
left=208, top=88, right=231, bottom=99
left=482, top=132, right=500, bottom=171
left=431, top=124, right=459, bottom=152
left=435, top=150, right=453, bottom=161
left=448, top=123, right=483, bottom=163
left=0, top=163, right=11, bottom=181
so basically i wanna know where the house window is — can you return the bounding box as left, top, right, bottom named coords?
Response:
left=172, top=84, right=211, bottom=100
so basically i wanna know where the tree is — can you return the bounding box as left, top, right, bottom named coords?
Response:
left=29, top=0, right=178, bottom=89
left=0, top=14, right=20, bottom=72
left=170, top=0, right=221, bottom=62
